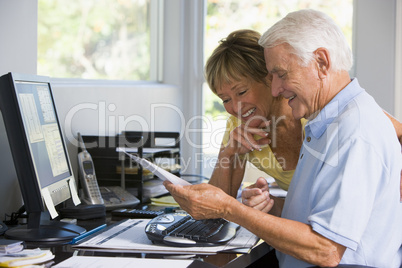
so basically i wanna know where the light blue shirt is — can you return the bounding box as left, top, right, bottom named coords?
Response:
left=277, top=79, right=402, bottom=268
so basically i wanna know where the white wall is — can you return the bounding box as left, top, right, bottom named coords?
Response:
left=395, top=0, right=402, bottom=120
left=0, top=0, right=38, bottom=219
left=354, top=0, right=399, bottom=118
left=0, top=0, right=37, bottom=75
left=51, top=80, right=183, bottom=175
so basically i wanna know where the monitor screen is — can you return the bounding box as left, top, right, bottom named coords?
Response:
left=15, top=80, right=71, bottom=189
left=0, top=72, right=85, bottom=244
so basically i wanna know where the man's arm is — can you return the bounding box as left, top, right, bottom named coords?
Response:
left=165, top=182, right=346, bottom=267
left=228, top=201, right=346, bottom=267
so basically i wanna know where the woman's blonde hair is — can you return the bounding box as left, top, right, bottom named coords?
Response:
left=205, top=29, right=268, bottom=94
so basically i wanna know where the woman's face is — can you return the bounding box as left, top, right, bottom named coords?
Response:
left=216, top=77, right=273, bottom=128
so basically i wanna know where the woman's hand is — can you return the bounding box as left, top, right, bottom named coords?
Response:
left=224, top=120, right=271, bottom=156
left=241, top=177, right=274, bottom=214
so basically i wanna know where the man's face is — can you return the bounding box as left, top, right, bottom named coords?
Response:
left=264, top=44, right=324, bottom=120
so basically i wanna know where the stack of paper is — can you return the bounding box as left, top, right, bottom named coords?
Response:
left=150, top=195, right=179, bottom=207
left=0, top=239, right=24, bottom=255
left=53, top=256, right=193, bottom=268
left=0, top=248, right=54, bottom=267
left=128, top=179, right=169, bottom=199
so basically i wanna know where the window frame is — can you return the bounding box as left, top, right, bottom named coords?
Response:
left=38, top=0, right=164, bottom=84
left=395, top=0, right=402, bottom=120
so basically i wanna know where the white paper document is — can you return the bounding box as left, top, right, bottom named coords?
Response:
left=53, top=256, right=193, bottom=268
left=122, top=150, right=191, bottom=186
left=73, top=219, right=259, bottom=255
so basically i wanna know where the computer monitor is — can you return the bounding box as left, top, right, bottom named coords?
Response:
left=0, top=72, right=85, bottom=244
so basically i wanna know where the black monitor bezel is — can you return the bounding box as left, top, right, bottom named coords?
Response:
left=0, top=72, right=78, bottom=223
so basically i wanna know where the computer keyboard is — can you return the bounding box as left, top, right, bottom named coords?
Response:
left=111, top=208, right=164, bottom=220
left=145, top=212, right=239, bottom=246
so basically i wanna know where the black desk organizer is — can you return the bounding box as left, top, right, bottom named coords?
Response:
left=81, top=132, right=180, bottom=203
left=121, top=131, right=181, bottom=176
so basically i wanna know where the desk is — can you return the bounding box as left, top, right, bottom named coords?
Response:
left=5, top=218, right=377, bottom=267
left=49, top=242, right=273, bottom=267
left=10, top=214, right=272, bottom=267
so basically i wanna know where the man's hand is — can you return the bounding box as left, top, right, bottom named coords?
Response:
left=241, top=177, right=274, bottom=213
left=163, top=181, right=234, bottom=220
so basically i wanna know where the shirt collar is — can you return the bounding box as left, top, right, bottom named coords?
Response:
left=306, top=78, right=364, bottom=138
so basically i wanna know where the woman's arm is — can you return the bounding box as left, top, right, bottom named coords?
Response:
left=383, top=111, right=402, bottom=200
left=209, top=120, right=270, bottom=197
left=209, top=146, right=246, bottom=197
left=384, top=111, right=402, bottom=142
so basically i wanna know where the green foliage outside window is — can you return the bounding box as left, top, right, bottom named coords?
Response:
left=204, top=0, right=353, bottom=117
left=38, top=0, right=151, bottom=80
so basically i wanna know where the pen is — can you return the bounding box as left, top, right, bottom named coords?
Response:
left=69, top=224, right=107, bottom=245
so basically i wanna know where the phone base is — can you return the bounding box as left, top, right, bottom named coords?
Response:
left=59, top=204, right=106, bottom=220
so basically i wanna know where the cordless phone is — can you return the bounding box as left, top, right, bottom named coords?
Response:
left=77, top=132, right=104, bottom=205
left=77, top=133, right=140, bottom=209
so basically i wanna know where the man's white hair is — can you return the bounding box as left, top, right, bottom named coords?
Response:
left=259, top=9, right=353, bottom=72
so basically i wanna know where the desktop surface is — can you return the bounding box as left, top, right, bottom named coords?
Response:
left=50, top=239, right=272, bottom=268
left=2, top=207, right=270, bottom=267
left=4, top=210, right=376, bottom=267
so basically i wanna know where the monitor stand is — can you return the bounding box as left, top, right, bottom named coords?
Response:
left=5, top=211, right=86, bottom=245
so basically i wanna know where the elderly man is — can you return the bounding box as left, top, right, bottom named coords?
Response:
left=164, top=9, right=402, bottom=268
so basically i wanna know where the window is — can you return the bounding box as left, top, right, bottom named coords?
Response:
left=202, top=0, right=354, bottom=177
left=38, top=0, right=159, bottom=81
